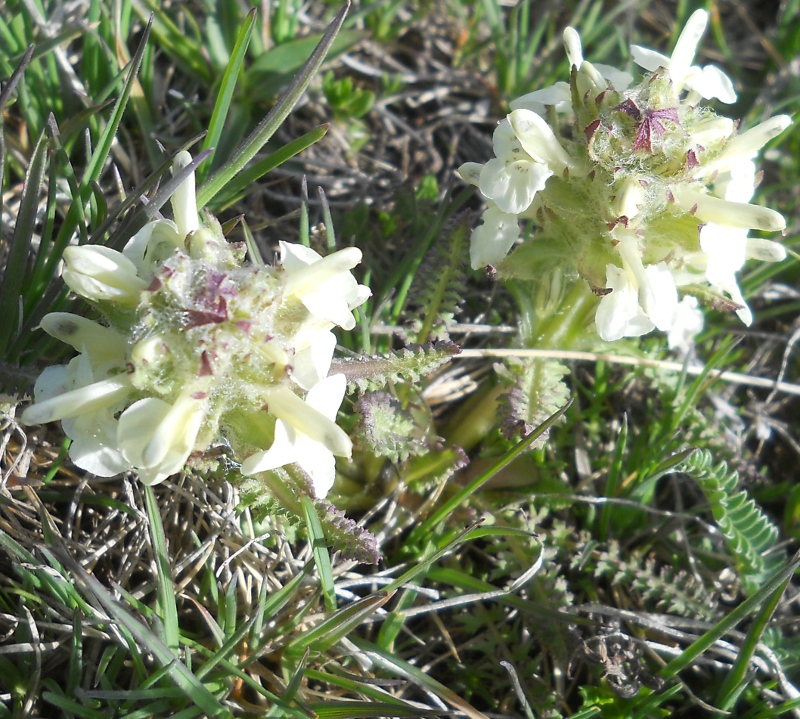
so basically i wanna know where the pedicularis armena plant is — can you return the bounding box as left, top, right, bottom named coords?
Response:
left=460, top=10, right=790, bottom=347
left=21, top=153, right=370, bottom=501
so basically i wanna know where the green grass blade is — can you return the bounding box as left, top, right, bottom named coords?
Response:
left=285, top=593, right=392, bottom=657
left=310, top=702, right=440, bottom=718
left=198, top=8, right=257, bottom=183
left=196, top=1, right=350, bottom=209
left=382, top=521, right=483, bottom=595
left=212, top=125, right=328, bottom=210
left=714, top=569, right=791, bottom=710
left=410, top=399, right=573, bottom=543
left=54, top=548, right=230, bottom=717
left=82, top=15, right=152, bottom=187
left=0, top=44, right=33, bottom=113
left=144, top=486, right=180, bottom=655
left=302, top=495, right=337, bottom=612
left=630, top=551, right=800, bottom=711
left=350, top=637, right=490, bottom=719
left=0, top=125, right=48, bottom=355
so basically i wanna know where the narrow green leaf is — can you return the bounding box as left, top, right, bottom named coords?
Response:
left=599, top=414, right=627, bottom=540
left=715, top=570, right=790, bottom=710
left=350, top=637, right=490, bottom=719
left=410, top=399, right=573, bottom=543
left=382, top=522, right=483, bottom=595
left=0, top=44, right=34, bottom=113
left=196, top=1, right=350, bottom=209
left=302, top=495, right=337, bottom=612
left=629, top=551, right=800, bottom=712
left=310, top=702, right=440, bottom=719
left=54, top=548, right=230, bottom=717
left=212, top=125, right=328, bottom=210
left=144, top=486, right=180, bottom=655
left=82, top=15, right=152, bottom=186
left=0, top=125, right=48, bottom=354
left=286, top=592, right=391, bottom=656
left=199, top=8, right=257, bottom=182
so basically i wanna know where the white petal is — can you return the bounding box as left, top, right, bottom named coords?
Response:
left=510, top=83, right=571, bottom=114
left=613, top=178, right=644, bottom=219
left=725, top=115, right=793, bottom=158
left=491, top=120, right=523, bottom=158
left=280, top=241, right=322, bottom=271
left=643, top=263, right=678, bottom=331
left=122, top=219, right=181, bottom=272
left=457, top=162, right=483, bottom=186
left=630, top=45, right=670, bottom=72
left=595, top=64, right=633, bottom=90
left=508, top=109, right=574, bottom=171
left=563, top=27, right=584, bottom=68
left=470, top=206, right=519, bottom=269
left=670, top=9, right=708, bottom=87
left=171, top=151, right=199, bottom=238
left=350, top=283, right=372, bottom=309
left=479, top=157, right=551, bottom=214
left=700, top=222, right=747, bottom=287
left=291, top=331, right=337, bottom=390
left=301, top=292, right=355, bottom=330
left=745, top=238, right=787, bottom=263
left=576, top=61, right=607, bottom=96
left=668, top=296, right=704, bottom=351
left=141, top=392, right=205, bottom=469
left=40, top=313, right=128, bottom=363
left=32, top=365, right=72, bottom=403
left=685, top=64, right=736, bottom=103
left=117, top=394, right=204, bottom=484
left=295, top=437, right=337, bottom=499
left=690, top=116, right=735, bottom=147
left=595, top=265, right=654, bottom=341
left=68, top=411, right=130, bottom=477
left=240, top=420, right=299, bottom=475
left=266, top=386, right=352, bottom=458
left=305, top=374, right=347, bottom=421
left=21, top=376, right=132, bottom=425
left=117, top=398, right=171, bottom=465
left=284, top=247, right=362, bottom=296
left=727, top=281, right=753, bottom=326
left=62, top=246, right=147, bottom=303
left=673, top=186, right=786, bottom=232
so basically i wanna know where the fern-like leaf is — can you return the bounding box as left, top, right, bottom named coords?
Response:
left=496, top=358, right=570, bottom=450
left=354, top=391, right=428, bottom=462
left=333, top=341, right=460, bottom=394
left=593, top=541, right=720, bottom=621
left=403, top=219, right=469, bottom=344
left=681, top=449, right=782, bottom=593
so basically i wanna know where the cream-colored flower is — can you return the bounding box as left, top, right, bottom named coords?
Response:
left=240, top=374, right=351, bottom=498
left=281, top=242, right=371, bottom=331
left=117, top=390, right=207, bottom=486
left=62, top=245, right=148, bottom=305
left=631, top=9, right=736, bottom=103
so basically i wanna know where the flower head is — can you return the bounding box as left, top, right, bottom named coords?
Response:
left=22, top=153, right=369, bottom=496
left=460, top=11, right=789, bottom=343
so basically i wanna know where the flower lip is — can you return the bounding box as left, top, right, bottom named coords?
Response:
left=21, top=376, right=132, bottom=426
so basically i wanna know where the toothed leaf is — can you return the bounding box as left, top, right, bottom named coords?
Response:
left=333, top=341, right=461, bottom=394
left=354, top=392, right=428, bottom=462
left=496, top=358, right=570, bottom=449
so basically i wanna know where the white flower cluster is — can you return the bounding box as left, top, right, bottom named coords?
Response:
left=460, top=10, right=791, bottom=345
left=21, top=152, right=370, bottom=498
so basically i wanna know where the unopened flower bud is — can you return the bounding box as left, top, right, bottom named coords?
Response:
left=63, top=246, right=147, bottom=304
